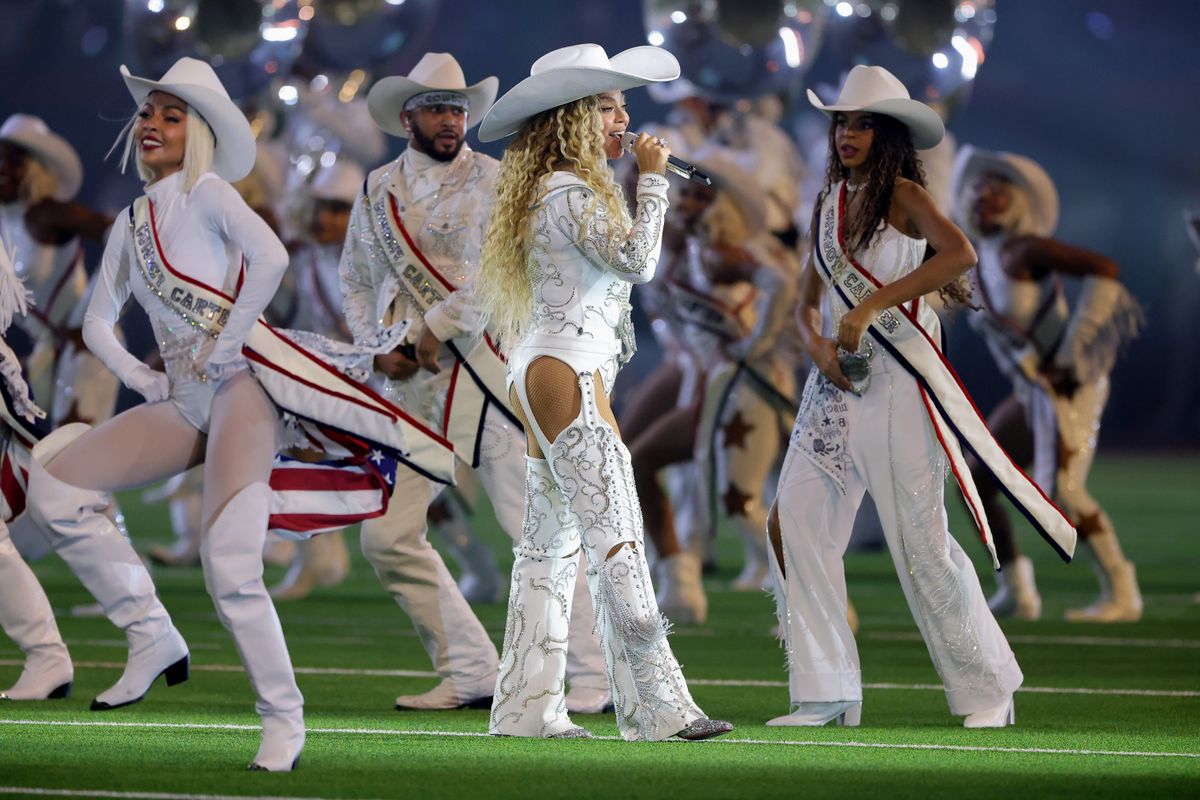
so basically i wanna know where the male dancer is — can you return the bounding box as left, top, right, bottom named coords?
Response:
left=341, top=54, right=608, bottom=711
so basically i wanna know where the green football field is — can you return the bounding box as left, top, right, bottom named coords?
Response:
left=2, top=455, right=1198, bottom=799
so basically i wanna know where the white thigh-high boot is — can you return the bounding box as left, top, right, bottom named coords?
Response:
left=490, top=457, right=589, bottom=738
left=201, top=482, right=304, bottom=771
left=0, top=520, right=73, bottom=700
left=361, top=467, right=498, bottom=710
left=25, top=427, right=189, bottom=710
left=546, top=374, right=729, bottom=742
left=472, top=410, right=609, bottom=714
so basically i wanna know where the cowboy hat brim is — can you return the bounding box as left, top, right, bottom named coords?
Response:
left=951, top=145, right=1060, bottom=236
left=367, top=75, right=499, bottom=138
left=478, top=46, right=680, bottom=142
left=0, top=125, right=83, bottom=202
left=806, top=88, right=945, bottom=151
left=686, top=147, right=769, bottom=237
left=121, top=65, right=256, bottom=183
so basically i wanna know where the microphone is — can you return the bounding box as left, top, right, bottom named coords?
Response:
left=612, top=131, right=712, bottom=186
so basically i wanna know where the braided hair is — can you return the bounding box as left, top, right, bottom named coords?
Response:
left=819, top=112, right=974, bottom=308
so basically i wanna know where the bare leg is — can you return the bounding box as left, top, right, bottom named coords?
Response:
left=628, top=407, right=696, bottom=558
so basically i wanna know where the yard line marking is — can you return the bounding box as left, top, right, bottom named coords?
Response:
left=689, top=679, right=1200, bottom=698
left=0, top=789, right=357, bottom=800
left=61, top=639, right=221, bottom=651
left=867, top=631, right=1200, bottom=649
left=0, top=659, right=438, bottom=679
left=0, top=720, right=1196, bottom=760
left=3, top=660, right=1193, bottom=697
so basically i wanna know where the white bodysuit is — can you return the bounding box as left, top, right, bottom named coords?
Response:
left=84, top=171, right=287, bottom=431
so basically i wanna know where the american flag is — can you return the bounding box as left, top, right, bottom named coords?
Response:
left=268, top=449, right=398, bottom=538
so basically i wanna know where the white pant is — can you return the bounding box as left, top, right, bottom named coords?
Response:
left=772, top=358, right=1022, bottom=715
left=361, top=403, right=603, bottom=690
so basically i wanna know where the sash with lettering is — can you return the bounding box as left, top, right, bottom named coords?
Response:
left=814, top=182, right=1076, bottom=567
left=671, top=279, right=796, bottom=537
left=367, top=177, right=519, bottom=467
left=130, top=198, right=457, bottom=535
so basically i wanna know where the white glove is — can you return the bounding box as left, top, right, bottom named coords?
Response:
left=124, top=364, right=170, bottom=403
left=204, top=353, right=249, bottom=385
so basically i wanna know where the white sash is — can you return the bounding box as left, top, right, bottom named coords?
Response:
left=815, top=183, right=1076, bottom=566
left=367, top=180, right=519, bottom=466
left=131, top=197, right=457, bottom=492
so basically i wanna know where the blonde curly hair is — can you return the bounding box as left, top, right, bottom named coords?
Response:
left=474, top=95, right=631, bottom=347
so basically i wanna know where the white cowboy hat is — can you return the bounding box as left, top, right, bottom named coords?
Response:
left=687, top=146, right=769, bottom=236
left=647, top=77, right=702, bottom=105
left=310, top=159, right=365, bottom=204
left=367, top=53, right=498, bottom=138
left=478, top=43, right=680, bottom=142
left=0, top=114, right=83, bottom=201
left=806, top=65, right=944, bottom=150
left=951, top=145, right=1059, bottom=236
left=120, top=57, right=256, bottom=183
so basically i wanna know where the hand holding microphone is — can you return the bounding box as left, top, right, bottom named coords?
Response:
left=612, top=131, right=712, bottom=185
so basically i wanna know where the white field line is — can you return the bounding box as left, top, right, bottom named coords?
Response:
left=0, top=719, right=1196, bottom=761
left=1, top=659, right=1195, bottom=698
left=0, top=789, right=359, bottom=800
left=866, top=631, right=1200, bottom=649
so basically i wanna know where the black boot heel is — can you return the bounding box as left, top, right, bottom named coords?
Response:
left=47, top=681, right=72, bottom=699
left=164, top=654, right=190, bottom=686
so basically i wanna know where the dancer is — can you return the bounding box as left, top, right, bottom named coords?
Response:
left=0, top=114, right=120, bottom=427
left=0, top=234, right=74, bottom=701
left=342, top=52, right=608, bottom=712
left=953, top=146, right=1143, bottom=622
left=627, top=150, right=797, bottom=622
left=25, top=57, right=453, bottom=770
left=767, top=66, right=1076, bottom=729
left=474, top=43, right=733, bottom=741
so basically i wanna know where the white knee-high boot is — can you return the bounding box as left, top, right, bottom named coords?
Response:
left=490, top=457, right=587, bottom=738
left=0, top=522, right=73, bottom=700
left=25, top=427, right=188, bottom=710
left=545, top=378, right=723, bottom=742
left=200, top=482, right=304, bottom=771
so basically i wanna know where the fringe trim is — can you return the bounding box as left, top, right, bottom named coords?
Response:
left=1074, top=286, right=1143, bottom=384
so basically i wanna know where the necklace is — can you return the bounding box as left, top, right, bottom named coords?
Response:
left=845, top=180, right=866, bottom=193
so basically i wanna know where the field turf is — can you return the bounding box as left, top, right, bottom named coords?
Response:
left=1, top=454, right=1197, bottom=799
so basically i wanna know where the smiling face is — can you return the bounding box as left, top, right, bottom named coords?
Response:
left=136, top=90, right=188, bottom=181
left=405, top=104, right=466, bottom=162
left=833, top=110, right=876, bottom=172
left=597, top=91, right=629, bottom=160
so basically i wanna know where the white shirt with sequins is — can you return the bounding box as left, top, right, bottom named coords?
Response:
left=83, top=171, right=288, bottom=427
left=513, top=170, right=670, bottom=390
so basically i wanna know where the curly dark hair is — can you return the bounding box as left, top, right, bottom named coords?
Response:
left=818, top=112, right=974, bottom=308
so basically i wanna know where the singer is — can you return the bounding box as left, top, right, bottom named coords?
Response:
left=472, top=43, right=732, bottom=742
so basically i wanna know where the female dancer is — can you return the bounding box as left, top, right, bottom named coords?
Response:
left=767, top=66, right=1074, bottom=729
left=473, top=44, right=732, bottom=741
left=952, top=146, right=1142, bottom=622
left=24, top=58, right=442, bottom=770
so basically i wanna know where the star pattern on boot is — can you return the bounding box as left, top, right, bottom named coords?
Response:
left=722, top=410, right=755, bottom=450
left=722, top=482, right=753, bottom=517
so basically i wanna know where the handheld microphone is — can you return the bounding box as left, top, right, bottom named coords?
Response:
left=613, top=131, right=712, bottom=186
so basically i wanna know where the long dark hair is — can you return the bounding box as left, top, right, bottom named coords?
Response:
left=821, top=112, right=924, bottom=255
left=820, top=112, right=974, bottom=307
